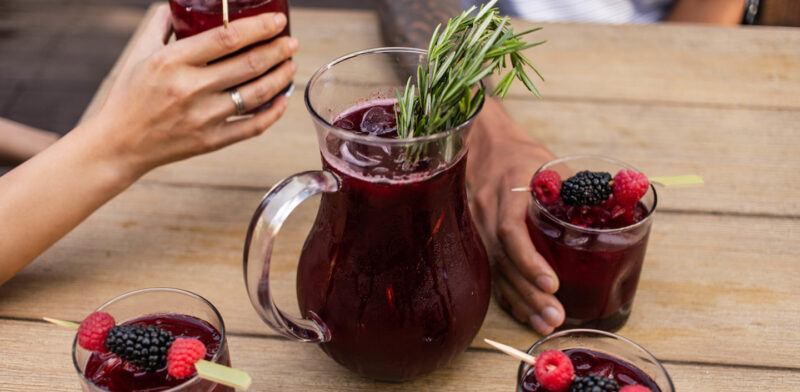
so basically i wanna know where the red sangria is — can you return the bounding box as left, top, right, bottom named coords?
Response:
left=526, top=156, right=657, bottom=331
left=168, top=0, right=293, bottom=109
left=517, top=329, right=674, bottom=392
left=293, top=99, right=490, bottom=380
left=73, top=288, right=233, bottom=392
left=243, top=48, right=490, bottom=381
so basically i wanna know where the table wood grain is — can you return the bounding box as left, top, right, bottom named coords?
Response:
left=3, top=4, right=799, bottom=391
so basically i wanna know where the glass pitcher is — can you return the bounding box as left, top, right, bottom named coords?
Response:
left=244, top=47, right=491, bottom=381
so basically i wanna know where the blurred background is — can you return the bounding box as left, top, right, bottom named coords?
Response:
left=0, top=0, right=370, bottom=136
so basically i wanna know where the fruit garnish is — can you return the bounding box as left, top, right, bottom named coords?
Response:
left=570, top=373, right=620, bottom=392
left=533, top=350, right=574, bottom=392
left=561, top=171, right=613, bottom=206
left=105, top=324, right=175, bottom=372
left=77, top=312, right=116, bottom=352
left=613, top=170, right=650, bottom=208
left=531, top=170, right=562, bottom=205
left=168, top=338, right=208, bottom=378
left=44, top=314, right=252, bottom=390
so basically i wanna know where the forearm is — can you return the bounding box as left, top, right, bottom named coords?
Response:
left=375, top=0, right=463, bottom=48
left=0, top=116, right=136, bottom=285
left=0, top=118, right=60, bottom=165
left=667, top=0, right=746, bottom=24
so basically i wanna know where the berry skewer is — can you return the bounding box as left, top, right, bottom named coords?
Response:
left=513, top=173, right=703, bottom=193
left=44, top=313, right=251, bottom=390
left=484, top=338, right=652, bottom=392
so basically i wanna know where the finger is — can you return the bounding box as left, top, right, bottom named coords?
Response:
left=497, top=194, right=559, bottom=293
left=213, top=60, right=297, bottom=118
left=200, top=37, right=298, bottom=92
left=495, top=272, right=563, bottom=335
left=172, top=12, right=288, bottom=65
left=494, top=272, right=534, bottom=324
left=494, top=249, right=564, bottom=327
left=204, top=95, right=289, bottom=150
left=121, top=5, right=173, bottom=72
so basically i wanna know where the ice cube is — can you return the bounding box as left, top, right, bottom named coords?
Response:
left=360, top=106, right=397, bottom=135
left=562, top=231, right=590, bottom=248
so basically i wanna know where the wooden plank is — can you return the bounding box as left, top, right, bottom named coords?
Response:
left=2, top=319, right=798, bottom=391
left=501, top=21, right=800, bottom=109
left=138, top=96, right=800, bottom=216
left=0, top=183, right=797, bottom=368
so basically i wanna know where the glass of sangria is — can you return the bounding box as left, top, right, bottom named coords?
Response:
left=243, top=47, right=491, bottom=381
left=517, top=329, right=674, bottom=392
left=72, top=288, right=232, bottom=392
left=168, top=0, right=293, bottom=108
left=527, top=155, right=657, bottom=332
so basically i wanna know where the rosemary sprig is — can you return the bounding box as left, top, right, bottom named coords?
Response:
left=395, top=0, right=545, bottom=139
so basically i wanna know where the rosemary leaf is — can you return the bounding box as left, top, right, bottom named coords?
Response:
left=395, top=0, right=544, bottom=138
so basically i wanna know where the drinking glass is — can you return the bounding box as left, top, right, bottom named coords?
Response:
left=517, top=329, right=674, bottom=392
left=527, top=155, right=657, bottom=331
left=72, top=288, right=231, bottom=392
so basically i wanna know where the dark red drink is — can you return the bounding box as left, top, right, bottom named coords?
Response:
left=527, top=157, right=657, bottom=332
left=293, top=101, right=491, bottom=380
left=519, top=349, right=661, bottom=392
left=83, top=313, right=231, bottom=392
left=527, top=200, right=652, bottom=331
left=169, top=0, right=290, bottom=40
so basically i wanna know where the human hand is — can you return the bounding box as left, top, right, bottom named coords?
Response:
left=81, top=5, right=298, bottom=183
left=467, top=99, right=565, bottom=335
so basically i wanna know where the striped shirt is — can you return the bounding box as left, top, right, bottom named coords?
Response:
left=461, top=0, right=676, bottom=24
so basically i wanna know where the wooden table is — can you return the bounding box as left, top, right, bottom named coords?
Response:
left=2, top=5, right=799, bottom=391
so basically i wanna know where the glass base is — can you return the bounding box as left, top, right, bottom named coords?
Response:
left=558, top=300, right=633, bottom=332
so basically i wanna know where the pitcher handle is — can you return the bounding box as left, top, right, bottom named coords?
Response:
left=243, top=170, right=340, bottom=342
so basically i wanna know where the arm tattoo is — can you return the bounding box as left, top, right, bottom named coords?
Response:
left=375, top=0, right=464, bottom=49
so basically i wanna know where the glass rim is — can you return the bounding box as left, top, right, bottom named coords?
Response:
left=303, top=46, right=486, bottom=145
left=71, top=287, right=227, bottom=392
left=532, top=154, right=658, bottom=234
left=517, top=328, right=675, bottom=391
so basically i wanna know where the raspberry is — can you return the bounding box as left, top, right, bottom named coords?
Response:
left=77, top=312, right=116, bottom=352
left=613, top=170, right=649, bottom=208
left=531, top=170, right=562, bottom=205
left=167, top=338, right=207, bottom=379
left=534, top=350, right=574, bottom=392
left=561, top=171, right=613, bottom=206
left=620, top=386, right=652, bottom=392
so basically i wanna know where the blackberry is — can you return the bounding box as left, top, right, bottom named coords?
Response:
left=105, top=324, right=175, bottom=372
left=570, top=373, right=620, bottom=392
left=561, top=170, right=613, bottom=206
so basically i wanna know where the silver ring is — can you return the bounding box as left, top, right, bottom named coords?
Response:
left=229, top=89, right=246, bottom=116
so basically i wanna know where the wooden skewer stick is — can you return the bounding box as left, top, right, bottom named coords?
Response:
left=484, top=338, right=537, bottom=365
left=222, top=0, right=230, bottom=28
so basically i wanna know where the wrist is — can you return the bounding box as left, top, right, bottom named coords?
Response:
left=68, top=115, right=144, bottom=191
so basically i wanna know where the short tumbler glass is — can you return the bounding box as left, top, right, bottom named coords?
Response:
left=72, top=288, right=232, bottom=392
left=526, top=155, right=657, bottom=331
left=517, top=329, right=674, bottom=392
